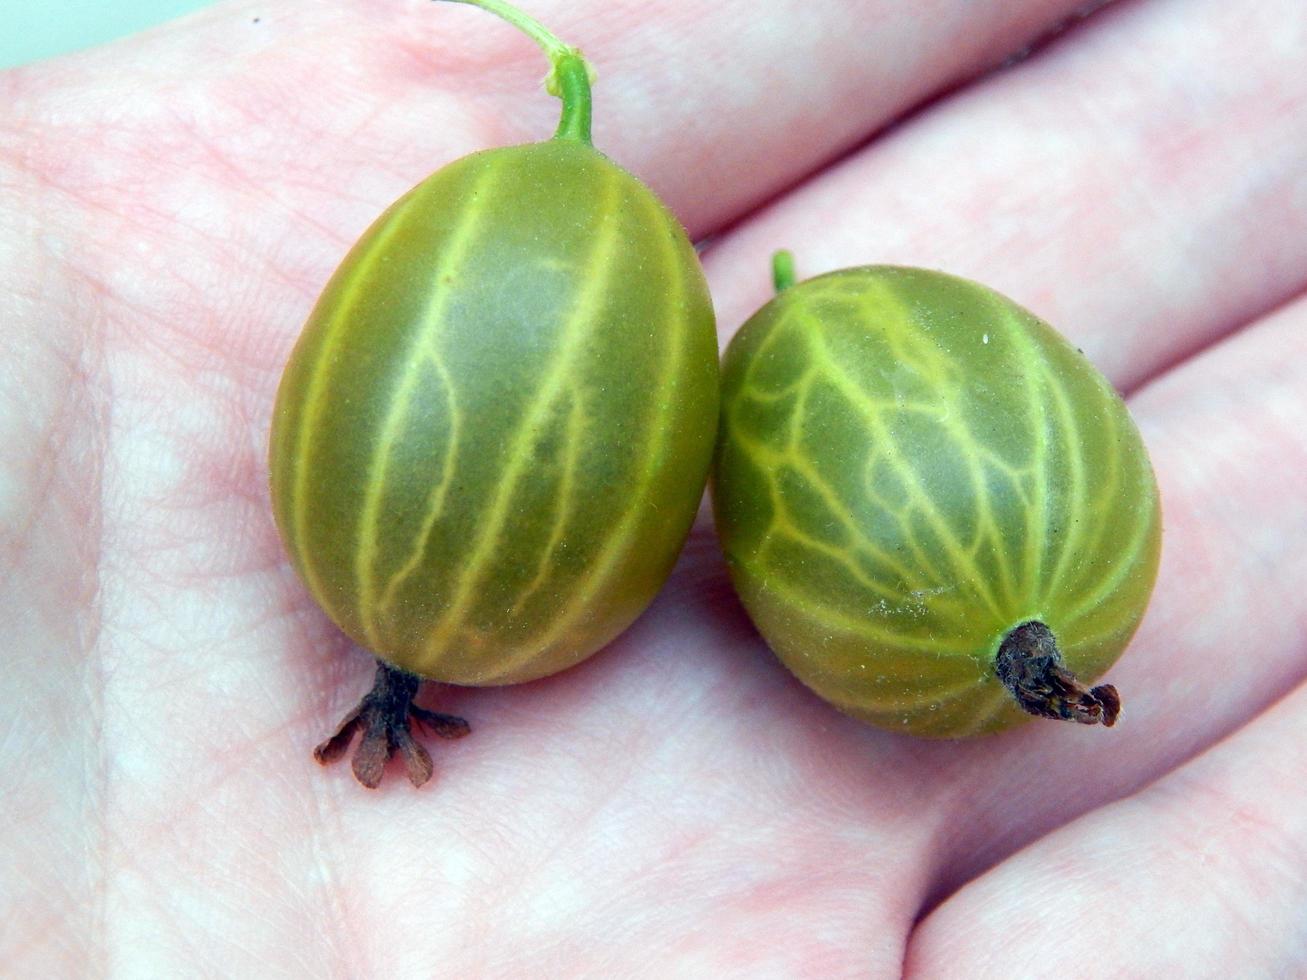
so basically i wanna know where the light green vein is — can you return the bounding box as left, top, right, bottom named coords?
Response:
left=778, top=305, right=967, bottom=590
left=804, top=309, right=1006, bottom=622
left=935, top=395, right=1016, bottom=608
left=289, top=188, right=425, bottom=626
left=1038, top=360, right=1091, bottom=609
left=741, top=317, right=811, bottom=398
left=787, top=361, right=960, bottom=595
left=482, top=190, right=692, bottom=681
left=871, top=287, right=955, bottom=386
left=375, top=348, right=461, bottom=617
left=353, top=161, right=502, bottom=647
left=507, top=390, right=585, bottom=617
left=418, top=169, right=622, bottom=660
left=1057, top=496, right=1156, bottom=629
left=728, top=405, right=943, bottom=596
left=994, top=300, right=1053, bottom=608
left=762, top=519, right=940, bottom=611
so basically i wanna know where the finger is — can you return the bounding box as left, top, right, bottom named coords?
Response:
left=7, top=0, right=1104, bottom=238
left=905, top=674, right=1307, bottom=976
left=922, top=287, right=1307, bottom=891
left=705, top=0, right=1307, bottom=386
left=0, top=150, right=112, bottom=973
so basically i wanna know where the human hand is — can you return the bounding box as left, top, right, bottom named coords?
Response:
left=3, top=0, right=1305, bottom=975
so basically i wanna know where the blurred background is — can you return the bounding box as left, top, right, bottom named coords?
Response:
left=1, top=0, right=216, bottom=69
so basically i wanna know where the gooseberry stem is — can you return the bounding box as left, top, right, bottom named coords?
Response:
left=994, top=621, right=1121, bottom=727
left=439, top=0, right=593, bottom=144
left=772, top=249, right=797, bottom=293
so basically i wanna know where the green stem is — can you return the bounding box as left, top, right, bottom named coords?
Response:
left=772, top=250, right=797, bottom=293
left=440, top=0, right=593, bottom=144
left=549, top=54, right=592, bottom=143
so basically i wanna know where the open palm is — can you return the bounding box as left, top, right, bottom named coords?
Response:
left=4, top=0, right=1306, bottom=975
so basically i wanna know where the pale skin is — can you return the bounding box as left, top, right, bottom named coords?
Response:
left=3, top=0, right=1306, bottom=975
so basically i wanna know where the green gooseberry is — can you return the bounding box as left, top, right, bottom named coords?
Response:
left=269, top=0, right=719, bottom=786
left=712, top=252, right=1161, bottom=738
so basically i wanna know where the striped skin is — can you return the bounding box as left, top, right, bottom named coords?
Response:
left=713, top=267, right=1160, bottom=738
left=270, top=139, right=718, bottom=685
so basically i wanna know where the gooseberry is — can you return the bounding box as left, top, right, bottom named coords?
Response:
left=269, top=0, right=718, bottom=785
left=712, top=252, right=1160, bottom=737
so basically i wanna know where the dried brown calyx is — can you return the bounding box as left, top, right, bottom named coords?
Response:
left=995, top=620, right=1121, bottom=727
left=314, top=661, right=470, bottom=788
